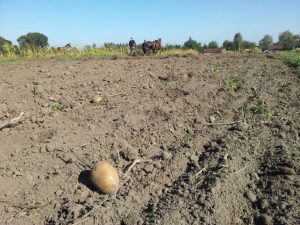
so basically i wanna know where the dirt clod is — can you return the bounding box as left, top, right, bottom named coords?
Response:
left=162, top=151, right=172, bottom=160
left=245, top=191, right=257, bottom=203
left=257, top=198, right=269, bottom=209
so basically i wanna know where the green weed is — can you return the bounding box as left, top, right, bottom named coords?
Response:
left=50, top=102, right=61, bottom=112
left=225, top=78, right=241, bottom=91
left=183, top=129, right=193, bottom=144
left=251, top=101, right=272, bottom=118
left=209, top=63, right=220, bottom=73
left=276, top=51, right=300, bottom=77
left=0, top=46, right=200, bottom=62
left=27, top=210, right=39, bottom=219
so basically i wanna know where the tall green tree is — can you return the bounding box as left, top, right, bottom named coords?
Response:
left=222, top=40, right=235, bottom=50
left=183, top=37, right=202, bottom=52
left=0, top=36, right=12, bottom=52
left=293, top=34, right=300, bottom=48
left=17, top=32, right=48, bottom=49
left=234, top=32, right=243, bottom=52
left=208, top=41, right=219, bottom=48
left=259, top=35, right=273, bottom=51
left=278, top=30, right=294, bottom=50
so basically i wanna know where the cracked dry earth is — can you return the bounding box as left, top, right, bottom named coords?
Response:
left=0, top=55, right=299, bottom=225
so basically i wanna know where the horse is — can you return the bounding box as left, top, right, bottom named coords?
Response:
left=142, top=40, right=154, bottom=56
left=57, top=43, right=72, bottom=53
left=142, top=38, right=162, bottom=55
left=151, top=38, right=162, bottom=54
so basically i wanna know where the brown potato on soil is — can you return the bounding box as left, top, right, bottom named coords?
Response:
left=91, top=161, right=119, bottom=194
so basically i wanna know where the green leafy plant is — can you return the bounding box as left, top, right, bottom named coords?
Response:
left=50, top=102, right=61, bottom=112
left=225, top=79, right=241, bottom=91
left=251, top=100, right=272, bottom=118
left=27, top=210, right=39, bottom=219
left=210, top=63, right=220, bottom=73
left=275, top=51, right=300, bottom=78
left=183, top=129, right=193, bottom=144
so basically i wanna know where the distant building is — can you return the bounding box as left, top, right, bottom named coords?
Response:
left=270, top=44, right=285, bottom=51
left=203, top=48, right=222, bottom=54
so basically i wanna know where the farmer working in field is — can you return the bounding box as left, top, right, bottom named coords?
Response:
left=128, top=37, right=136, bottom=56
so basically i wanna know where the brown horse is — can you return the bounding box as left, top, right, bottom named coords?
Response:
left=142, top=38, right=162, bottom=55
left=152, top=38, right=162, bottom=54
left=57, top=43, right=72, bottom=53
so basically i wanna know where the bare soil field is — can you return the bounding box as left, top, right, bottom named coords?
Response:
left=0, top=55, right=299, bottom=225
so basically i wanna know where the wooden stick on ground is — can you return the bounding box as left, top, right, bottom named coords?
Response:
left=0, top=112, right=25, bottom=130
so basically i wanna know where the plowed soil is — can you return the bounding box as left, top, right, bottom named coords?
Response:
left=0, top=55, right=299, bottom=225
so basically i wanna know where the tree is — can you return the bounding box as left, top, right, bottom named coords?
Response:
left=259, top=35, right=273, bottom=51
left=234, top=32, right=243, bottom=52
left=17, top=32, right=48, bottom=49
left=0, top=36, right=12, bottom=52
left=278, top=30, right=294, bottom=50
left=208, top=41, right=219, bottom=48
left=293, top=34, right=300, bottom=48
left=183, top=37, right=203, bottom=52
left=242, top=41, right=256, bottom=50
left=222, top=40, right=235, bottom=50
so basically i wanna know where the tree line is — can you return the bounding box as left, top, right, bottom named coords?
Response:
left=1, top=30, right=300, bottom=54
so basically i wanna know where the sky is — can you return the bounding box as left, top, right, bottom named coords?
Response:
left=1, top=0, right=300, bottom=47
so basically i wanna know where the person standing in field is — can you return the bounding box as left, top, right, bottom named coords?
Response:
left=128, top=37, right=136, bottom=56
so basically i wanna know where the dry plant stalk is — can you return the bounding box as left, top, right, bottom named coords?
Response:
left=232, top=165, right=247, bottom=174
left=124, top=159, right=141, bottom=177
left=207, top=120, right=242, bottom=126
left=195, top=167, right=207, bottom=176
left=0, top=112, right=25, bottom=130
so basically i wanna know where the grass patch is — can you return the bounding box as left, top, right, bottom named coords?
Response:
left=0, top=57, right=23, bottom=62
left=251, top=100, right=272, bottom=119
left=0, top=47, right=130, bottom=62
left=225, top=78, right=241, bottom=91
left=182, top=129, right=193, bottom=145
left=276, top=51, right=300, bottom=76
left=158, top=49, right=199, bottom=58
left=0, top=47, right=201, bottom=62
left=209, top=63, right=220, bottom=73
left=50, top=102, right=61, bottom=112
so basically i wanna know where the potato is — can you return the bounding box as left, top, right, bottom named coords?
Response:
left=91, top=96, right=102, bottom=104
left=90, top=161, right=119, bottom=194
left=209, top=115, right=216, bottom=123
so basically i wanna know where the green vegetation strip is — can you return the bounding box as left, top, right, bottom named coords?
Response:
left=0, top=48, right=199, bottom=62
left=276, top=51, right=300, bottom=68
